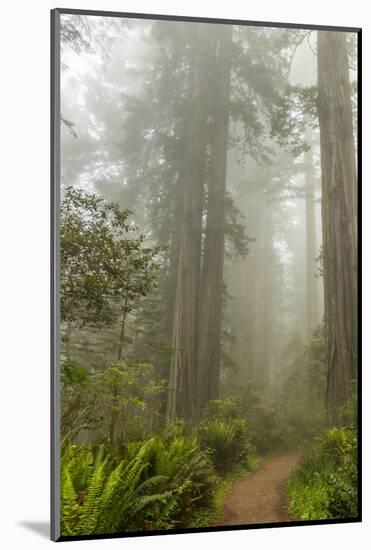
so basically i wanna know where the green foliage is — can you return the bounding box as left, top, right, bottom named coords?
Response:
left=231, top=386, right=286, bottom=452
left=224, top=193, right=253, bottom=258
left=61, top=187, right=162, bottom=328
left=61, top=360, right=165, bottom=449
left=95, top=361, right=165, bottom=446
left=201, top=397, right=239, bottom=421
left=61, top=442, right=180, bottom=535
left=202, top=392, right=284, bottom=454
left=61, top=359, right=90, bottom=387
left=202, top=370, right=326, bottom=456
left=61, top=434, right=216, bottom=536
left=198, top=418, right=251, bottom=473
left=288, top=426, right=358, bottom=520
left=131, top=435, right=216, bottom=519
left=341, top=388, right=358, bottom=428
left=272, top=328, right=327, bottom=448
left=270, top=84, right=318, bottom=156
left=61, top=360, right=98, bottom=447
left=305, top=322, right=327, bottom=401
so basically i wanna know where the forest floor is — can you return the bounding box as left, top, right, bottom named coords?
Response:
left=217, top=450, right=303, bottom=526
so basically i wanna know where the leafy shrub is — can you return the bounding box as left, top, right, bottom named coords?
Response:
left=198, top=418, right=251, bottom=473
left=262, top=325, right=327, bottom=450
left=127, top=435, right=216, bottom=520
left=61, top=434, right=216, bottom=536
left=202, top=393, right=283, bottom=454
left=61, top=359, right=165, bottom=450
left=61, top=441, right=191, bottom=535
left=238, top=395, right=284, bottom=452
left=202, top=376, right=326, bottom=457
left=61, top=360, right=98, bottom=447
left=288, top=426, right=358, bottom=520
left=95, top=361, right=165, bottom=447
left=202, top=398, right=240, bottom=421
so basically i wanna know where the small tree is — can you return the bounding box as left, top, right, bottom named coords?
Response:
left=60, top=187, right=163, bottom=357
left=95, top=362, right=165, bottom=447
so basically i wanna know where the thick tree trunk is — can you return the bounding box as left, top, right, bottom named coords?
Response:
left=317, top=31, right=358, bottom=425
left=166, top=26, right=209, bottom=423
left=304, top=133, right=320, bottom=339
left=196, top=26, right=233, bottom=416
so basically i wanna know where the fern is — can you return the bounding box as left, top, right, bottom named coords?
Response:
left=61, top=441, right=184, bottom=535
left=198, top=418, right=250, bottom=473
left=60, top=467, right=79, bottom=536
left=61, top=436, right=216, bottom=536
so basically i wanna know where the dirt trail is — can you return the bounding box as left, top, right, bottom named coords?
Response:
left=217, top=450, right=302, bottom=526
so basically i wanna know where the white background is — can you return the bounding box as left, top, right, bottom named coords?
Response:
left=0, top=0, right=369, bottom=548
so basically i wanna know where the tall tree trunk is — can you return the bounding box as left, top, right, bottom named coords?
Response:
left=166, top=26, right=209, bottom=423
left=196, top=26, right=233, bottom=416
left=317, top=31, right=358, bottom=425
left=304, top=132, right=320, bottom=339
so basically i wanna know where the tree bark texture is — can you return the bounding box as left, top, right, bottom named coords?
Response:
left=304, top=132, right=320, bottom=339
left=317, top=31, right=358, bottom=425
left=196, top=26, right=233, bottom=415
left=166, top=25, right=209, bottom=422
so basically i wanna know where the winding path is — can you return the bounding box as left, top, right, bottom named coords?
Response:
left=217, top=450, right=302, bottom=526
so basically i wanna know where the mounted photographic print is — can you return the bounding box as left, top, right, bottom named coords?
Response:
left=51, top=8, right=361, bottom=542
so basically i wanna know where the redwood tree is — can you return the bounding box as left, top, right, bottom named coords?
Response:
left=304, top=131, right=320, bottom=339
left=317, top=31, right=358, bottom=425
left=166, top=25, right=209, bottom=422
left=196, top=25, right=233, bottom=414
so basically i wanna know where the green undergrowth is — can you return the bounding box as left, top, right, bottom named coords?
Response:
left=61, top=424, right=259, bottom=536
left=288, top=426, right=358, bottom=521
